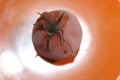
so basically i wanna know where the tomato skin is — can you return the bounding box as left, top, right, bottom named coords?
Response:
left=32, top=10, right=82, bottom=62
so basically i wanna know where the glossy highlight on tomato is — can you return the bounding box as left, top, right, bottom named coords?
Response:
left=32, top=10, right=82, bottom=65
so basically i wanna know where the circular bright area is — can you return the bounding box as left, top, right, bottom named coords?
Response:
left=0, top=13, right=91, bottom=76
left=1, top=0, right=120, bottom=80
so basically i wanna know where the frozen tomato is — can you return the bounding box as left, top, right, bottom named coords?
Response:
left=32, top=10, right=82, bottom=63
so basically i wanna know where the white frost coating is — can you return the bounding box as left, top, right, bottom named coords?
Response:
left=74, top=17, right=91, bottom=63
left=0, top=50, right=23, bottom=74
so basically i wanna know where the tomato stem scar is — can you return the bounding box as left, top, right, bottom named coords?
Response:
left=34, top=12, right=73, bottom=52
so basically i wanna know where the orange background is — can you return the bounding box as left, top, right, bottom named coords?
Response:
left=0, top=0, right=120, bottom=80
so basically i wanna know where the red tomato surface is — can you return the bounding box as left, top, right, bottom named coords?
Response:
left=32, top=10, right=82, bottom=63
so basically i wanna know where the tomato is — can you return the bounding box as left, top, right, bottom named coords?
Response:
left=32, top=10, right=82, bottom=64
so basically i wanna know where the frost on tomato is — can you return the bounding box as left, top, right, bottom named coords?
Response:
left=32, top=10, right=82, bottom=63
